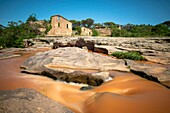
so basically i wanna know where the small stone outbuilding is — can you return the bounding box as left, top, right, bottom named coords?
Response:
left=95, top=27, right=112, bottom=36
left=47, top=15, right=72, bottom=36
left=81, top=27, right=92, bottom=36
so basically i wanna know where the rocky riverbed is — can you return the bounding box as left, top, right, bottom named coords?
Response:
left=24, top=37, right=170, bottom=65
left=24, top=37, right=170, bottom=85
left=0, top=37, right=170, bottom=113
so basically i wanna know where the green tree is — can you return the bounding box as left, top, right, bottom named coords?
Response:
left=70, top=20, right=81, bottom=28
left=0, top=19, right=40, bottom=48
left=75, top=26, right=81, bottom=35
left=81, top=20, right=86, bottom=27
left=0, top=24, right=5, bottom=35
left=163, top=20, right=170, bottom=27
left=86, top=18, right=94, bottom=28
left=93, top=23, right=103, bottom=28
left=43, top=19, right=51, bottom=34
left=81, top=18, right=94, bottom=28
left=111, top=28, right=121, bottom=37
left=26, top=14, right=37, bottom=22
left=69, top=20, right=81, bottom=35
left=0, top=24, right=4, bottom=29
left=121, top=24, right=154, bottom=37
left=122, top=23, right=134, bottom=32
left=104, top=22, right=116, bottom=28
left=152, top=24, right=169, bottom=36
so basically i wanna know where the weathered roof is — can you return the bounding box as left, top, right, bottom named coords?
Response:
left=81, top=26, right=92, bottom=30
left=51, top=15, right=71, bottom=22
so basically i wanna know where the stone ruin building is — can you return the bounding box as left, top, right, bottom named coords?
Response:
left=81, top=27, right=92, bottom=36
left=95, top=25, right=122, bottom=36
left=29, top=15, right=123, bottom=37
left=47, top=15, right=93, bottom=37
left=47, top=15, right=72, bottom=36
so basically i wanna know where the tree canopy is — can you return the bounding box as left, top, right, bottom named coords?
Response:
left=70, top=20, right=81, bottom=28
left=26, top=14, right=38, bottom=22
left=0, top=16, right=40, bottom=48
left=70, top=18, right=94, bottom=28
left=163, top=20, right=170, bottom=27
left=84, top=18, right=94, bottom=28
left=104, top=22, right=116, bottom=28
left=70, top=18, right=170, bottom=37
left=0, top=14, right=170, bottom=48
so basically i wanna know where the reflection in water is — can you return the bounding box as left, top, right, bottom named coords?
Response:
left=0, top=50, right=170, bottom=113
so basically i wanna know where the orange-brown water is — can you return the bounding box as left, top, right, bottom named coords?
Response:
left=0, top=50, right=170, bottom=113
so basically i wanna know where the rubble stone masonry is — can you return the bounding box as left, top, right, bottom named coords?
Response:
left=81, top=27, right=92, bottom=36
left=47, top=15, right=72, bottom=36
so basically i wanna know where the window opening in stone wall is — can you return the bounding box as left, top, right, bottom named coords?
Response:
left=58, top=23, right=60, bottom=27
left=58, top=16, right=60, bottom=21
left=67, top=24, right=69, bottom=28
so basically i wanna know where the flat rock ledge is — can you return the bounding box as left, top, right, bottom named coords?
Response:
left=21, top=47, right=129, bottom=86
left=0, top=88, right=73, bottom=113
left=0, top=53, right=21, bottom=60
left=126, top=60, right=170, bottom=82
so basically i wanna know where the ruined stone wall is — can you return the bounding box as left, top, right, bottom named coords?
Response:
left=29, top=20, right=46, bottom=33
left=47, top=15, right=72, bottom=36
left=95, top=28, right=111, bottom=36
left=81, top=27, right=92, bottom=36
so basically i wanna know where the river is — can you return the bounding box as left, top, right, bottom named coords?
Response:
left=0, top=49, right=170, bottom=113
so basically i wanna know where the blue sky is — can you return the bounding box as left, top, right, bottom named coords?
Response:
left=0, top=0, right=170, bottom=26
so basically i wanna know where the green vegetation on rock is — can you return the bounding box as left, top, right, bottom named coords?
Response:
left=45, top=24, right=52, bottom=34
left=110, top=51, right=147, bottom=61
left=0, top=15, right=40, bottom=48
left=92, top=29, right=99, bottom=36
left=44, top=17, right=52, bottom=34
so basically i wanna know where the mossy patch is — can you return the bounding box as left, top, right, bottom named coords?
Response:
left=110, top=51, right=147, bottom=61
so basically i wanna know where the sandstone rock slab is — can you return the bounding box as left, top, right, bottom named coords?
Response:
left=0, top=88, right=73, bottom=113
left=21, top=47, right=129, bottom=86
left=126, top=60, right=170, bottom=82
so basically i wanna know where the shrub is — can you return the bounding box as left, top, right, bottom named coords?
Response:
left=111, top=29, right=121, bottom=37
left=0, top=37, right=5, bottom=48
left=92, top=29, right=99, bottom=36
left=110, top=51, right=147, bottom=61
left=111, top=28, right=131, bottom=37
left=76, top=26, right=81, bottom=35
left=72, top=26, right=81, bottom=35
left=45, top=25, right=52, bottom=34
left=0, top=20, right=39, bottom=48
